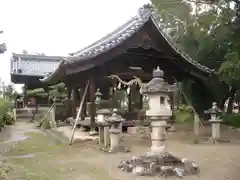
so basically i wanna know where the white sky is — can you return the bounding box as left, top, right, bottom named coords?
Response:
left=0, top=0, right=148, bottom=91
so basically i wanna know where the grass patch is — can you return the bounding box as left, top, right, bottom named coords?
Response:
left=4, top=132, right=64, bottom=156
left=7, top=156, right=115, bottom=180
left=2, top=131, right=116, bottom=180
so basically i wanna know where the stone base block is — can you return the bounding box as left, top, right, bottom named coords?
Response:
left=118, top=152, right=199, bottom=177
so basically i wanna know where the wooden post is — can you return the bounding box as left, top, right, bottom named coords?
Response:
left=89, top=78, right=96, bottom=132
left=23, top=84, right=28, bottom=107
left=72, top=87, right=78, bottom=119
left=67, top=85, right=73, bottom=118
left=13, top=108, right=17, bottom=122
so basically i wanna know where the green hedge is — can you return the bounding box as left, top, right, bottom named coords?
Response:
left=0, top=98, right=15, bottom=128
left=222, top=113, right=240, bottom=128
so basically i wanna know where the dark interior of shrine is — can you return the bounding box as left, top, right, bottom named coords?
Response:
left=65, top=46, right=209, bottom=87
left=11, top=74, right=46, bottom=89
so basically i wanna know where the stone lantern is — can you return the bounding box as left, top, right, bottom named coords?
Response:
left=205, top=102, right=222, bottom=142
left=118, top=67, right=199, bottom=177
left=105, top=108, right=125, bottom=152
left=141, top=66, right=172, bottom=154
left=96, top=108, right=112, bottom=149
left=95, top=88, right=103, bottom=104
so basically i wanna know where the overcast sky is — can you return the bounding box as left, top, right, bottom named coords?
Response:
left=0, top=0, right=148, bottom=91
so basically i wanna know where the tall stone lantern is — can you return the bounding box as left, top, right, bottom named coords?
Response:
left=118, top=67, right=199, bottom=177
left=141, top=66, right=173, bottom=154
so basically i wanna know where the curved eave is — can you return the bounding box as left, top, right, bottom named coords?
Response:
left=40, top=61, right=65, bottom=84
left=149, top=16, right=214, bottom=75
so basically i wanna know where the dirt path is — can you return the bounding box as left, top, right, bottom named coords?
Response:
left=1, top=121, right=240, bottom=180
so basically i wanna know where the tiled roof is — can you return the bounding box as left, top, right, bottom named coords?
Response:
left=65, top=4, right=213, bottom=74
left=10, top=53, right=64, bottom=77
left=42, top=4, right=214, bottom=83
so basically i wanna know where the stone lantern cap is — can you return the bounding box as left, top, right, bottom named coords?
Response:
left=96, top=108, right=112, bottom=125
left=204, top=102, right=222, bottom=115
left=142, top=66, right=171, bottom=94
left=105, top=108, right=124, bottom=124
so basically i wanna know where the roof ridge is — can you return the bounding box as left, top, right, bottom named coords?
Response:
left=12, top=53, right=65, bottom=60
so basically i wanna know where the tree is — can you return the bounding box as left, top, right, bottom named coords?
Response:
left=151, top=0, right=240, bottom=111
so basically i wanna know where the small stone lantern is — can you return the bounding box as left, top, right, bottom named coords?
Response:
left=205, top=102, right=222, bottom=142
left=142, top=66, right=172, bottom=154
left=96, top=108, right=112, bottom=149
left=105, top=108, right=125, bottom=152
left=95, top=88, right=103, bottom=104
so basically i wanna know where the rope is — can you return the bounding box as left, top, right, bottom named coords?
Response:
left=107, top=75, right=145, bottom=88
left=108, top=74, right=204, bottom=129
left=177, top=81, right=204, bottom=128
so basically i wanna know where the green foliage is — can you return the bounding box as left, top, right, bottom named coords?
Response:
left=218, top=52, right=240, bottom=87
left=151, top=0, right=240, bottom=111
left=222, top=113, right=240, bottom=127
left=175, top=105, right=194, bottom=123
left=0, top=98, right=14, bottom=128
left=26, top=88, right=48, bottom=97
left=3, top=112, right=15, bottom=125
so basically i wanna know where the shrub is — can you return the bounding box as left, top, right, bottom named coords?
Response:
left=222, top=113, right=240, bottom=128
left=174, top=105, right=194, bottom=123
left=3, top=112, right=15, bottom=125
left=0, top=98, right=13, bottom=128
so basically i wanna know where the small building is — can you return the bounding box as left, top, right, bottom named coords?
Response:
left=40, top=4, right=214, bottom=127
left=10, top=53, right=64, bottom=106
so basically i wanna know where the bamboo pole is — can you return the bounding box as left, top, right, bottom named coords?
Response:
left=69, top=81, right=90, bottom=145
left=36, top=99, right=56, bottom=128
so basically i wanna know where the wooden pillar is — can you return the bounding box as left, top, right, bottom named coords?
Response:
left=89, top=78, right=96, bottom=128
left=79, top=87, right=86, bottom=120
left=23, top=84, right=28, bottom=107
left=72, top=87, right=78, bottom=119
left=67, top=85, right=73, bottom=117
left=140, top=94, right=143, bottom=109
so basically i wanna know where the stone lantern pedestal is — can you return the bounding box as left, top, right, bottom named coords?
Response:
left=209, top=119, right=222, bottom=141
left=118, top=67, right=199, bottom=177
left=149, top=117, right=168, bottom=154
left=96, top=108, right=112, bottom=150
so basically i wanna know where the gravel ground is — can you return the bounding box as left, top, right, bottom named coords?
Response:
left=1, top=120, right=240, bottom=180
